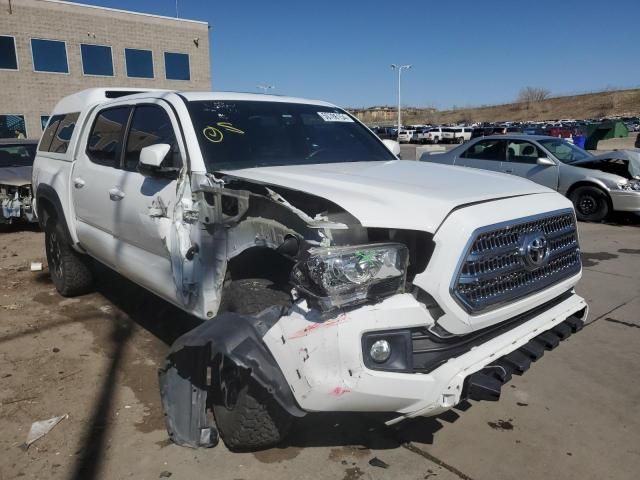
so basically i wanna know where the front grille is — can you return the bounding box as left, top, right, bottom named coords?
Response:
left=452, top=209, right=581, bottom=313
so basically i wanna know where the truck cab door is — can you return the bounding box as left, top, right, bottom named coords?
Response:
left=72, top=105, right=132, bottom=267
left=503, top=139, right=559, bottom=190
left=111, top=101, right=187, bottom=304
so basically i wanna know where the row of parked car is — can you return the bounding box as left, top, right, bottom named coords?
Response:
left=373, top=118, right=638, bottom=145
left=384, top=124, right=583, bottom=145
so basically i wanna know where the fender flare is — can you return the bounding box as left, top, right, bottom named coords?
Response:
left=158, top=307, right=305, bottom=448
left=35, top=184, right=74, bottom=243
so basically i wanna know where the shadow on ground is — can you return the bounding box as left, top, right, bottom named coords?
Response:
left=281, top=403, right=472, bottom=451
left=601, top=211, right=640, bottom=227
left=0, top=222, right=40, bottom=234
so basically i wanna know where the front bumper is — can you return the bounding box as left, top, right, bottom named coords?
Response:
left=263, top=290, right=587, bottom=418
left=610, top=189, right=640, bottom=212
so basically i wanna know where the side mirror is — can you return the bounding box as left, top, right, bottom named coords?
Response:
left=140, top=143, right=171, bottom=168
left=138, top=143, right=180, bottom=179
left=536, top=156, right=556, bottom=167
left=382, top=139, right=401, bottom=156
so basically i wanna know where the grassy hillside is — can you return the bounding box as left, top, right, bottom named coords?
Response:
left=363, top=89, right=640, bottom=125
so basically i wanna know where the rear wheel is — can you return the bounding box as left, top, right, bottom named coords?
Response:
left=570, top=186, right=610, bottom=222
left=433, top=136, right=439, bottom=144
left=45, top=216, right=93, bottom=296
left=458, top=137, right=465, bottom=144
left=214, top=278, right=293, bottom=450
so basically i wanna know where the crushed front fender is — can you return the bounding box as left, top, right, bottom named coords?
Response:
left=158, top=307, right=305, bottom=448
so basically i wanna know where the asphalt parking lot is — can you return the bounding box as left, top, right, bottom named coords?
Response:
left=1, top=216, right=639, bottom=480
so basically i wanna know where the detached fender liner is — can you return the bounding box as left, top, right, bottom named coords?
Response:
left=463, top=312, right=585, bottom=402
left=158, top=307, right=305, bottom=448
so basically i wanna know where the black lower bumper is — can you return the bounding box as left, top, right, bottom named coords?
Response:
left=462, top=313, right=585, bottom=402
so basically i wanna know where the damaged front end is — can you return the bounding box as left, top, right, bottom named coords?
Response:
left=1, top=184, right=36, bottom=224
left=158, top=172, right=436, bottom=448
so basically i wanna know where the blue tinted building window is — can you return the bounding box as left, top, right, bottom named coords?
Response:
left=31, top=39, right=68, bottom=73
left=0, top=115, right=27, bottom=139
left=0, top=36, right=18, bottom=70
left=125, top=48, right=154, bottom=78
left=41, top=116, right=50, bottom=131
left=81, top=44, right=113, bottom=76
left=164, top=52, right=190, bottom=81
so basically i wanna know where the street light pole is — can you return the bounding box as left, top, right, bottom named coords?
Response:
left=390, top=64, right=412, bottom=135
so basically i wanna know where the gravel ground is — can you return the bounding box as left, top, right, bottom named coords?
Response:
left=0, top=214, right=639, bottom=480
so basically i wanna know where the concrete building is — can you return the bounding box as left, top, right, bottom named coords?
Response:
left=0, top=0, right=211, bottom=139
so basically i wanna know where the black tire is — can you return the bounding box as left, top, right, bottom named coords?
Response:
left=213, top=368, right=293, bottom=451
left=433, top=136, right=439, bottom=144
left=570, top=186, right=610, bottom=222
left=219, top=278, right=292, bottom=315
left=214, top=278, right=293, bottom=450
left=45, top=216, right=93, bottom=296
left=458, top=137, right=465, bottom=144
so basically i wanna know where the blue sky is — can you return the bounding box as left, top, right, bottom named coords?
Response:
left=71, top=0, right=640, bottom=109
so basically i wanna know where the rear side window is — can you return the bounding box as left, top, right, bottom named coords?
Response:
left=38, top=112, right=79, bottom=153
left=462, top=139, right=506, bottom=161
left=124, top=105, right=179, bottom=171
left=87, top=107, right=131, bottom=166
left=39, top=115, right=63, bottom=151
left=506, top=140, right=544, bottom=164
left=49, top=113, right=79, bottom=153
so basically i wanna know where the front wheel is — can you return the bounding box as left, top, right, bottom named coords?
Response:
left=213, top=359, right=293, bottom=451
left=45, top=217, right=93, bottom=296
left=458, top=137, right=465, bottom=144
left=570, top=186, right=610, bottom=222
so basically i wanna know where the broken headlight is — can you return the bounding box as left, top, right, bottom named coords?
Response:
left=292, top=243, right=409, bottom=311
left=617, top=181, right=640, bottom=191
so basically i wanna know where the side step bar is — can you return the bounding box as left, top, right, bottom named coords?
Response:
left=463, top=314, right=584, bottom=402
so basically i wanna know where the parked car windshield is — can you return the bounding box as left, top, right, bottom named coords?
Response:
left=0, top=144, right=37, bottom=167
left=538, top=139, right=592, bottom=164
left=187, top=100, right=395, bottom=171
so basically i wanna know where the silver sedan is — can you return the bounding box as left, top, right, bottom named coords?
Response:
left=421, top=134, right=640, bottom=221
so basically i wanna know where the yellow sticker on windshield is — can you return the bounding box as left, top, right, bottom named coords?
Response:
left=217, top=122, right=245, bottom=135
left=203, top=122, right=245, bottom=143
left=203, top=126, right=223, bottom=143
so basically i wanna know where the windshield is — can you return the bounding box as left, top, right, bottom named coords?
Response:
left=187, top=101, right=395, bottom=170
left=0, top=144, right=36, bottom=167
left=538, top=139, right=592, bottom=164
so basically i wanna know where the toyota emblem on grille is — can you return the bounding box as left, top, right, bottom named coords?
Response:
left=520, top=231, right=550, bottom=270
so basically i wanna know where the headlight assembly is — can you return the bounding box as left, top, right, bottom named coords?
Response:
left=617, top=181, right=640, bottom=191
left=292, top=243, right=409, bottom=311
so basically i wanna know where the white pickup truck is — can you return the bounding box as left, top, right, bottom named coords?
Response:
left=32, top=89, right=588, bottom=451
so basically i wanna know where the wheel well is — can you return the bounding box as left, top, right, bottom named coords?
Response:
left=35, top=186, right=74, bottom=243
left=36, top=196, right=56, bottom=227
left=566, top=182, right=611, bottom=205
left=226, top=247, right=294, bottom=285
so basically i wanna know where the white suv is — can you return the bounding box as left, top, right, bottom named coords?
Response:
left=32, top=88, right=588, bottom=451
left=397, top=128, right=415, bottom=143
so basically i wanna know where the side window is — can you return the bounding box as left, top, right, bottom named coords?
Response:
left=461, top=139, right=505, bottom=161
left=39, top=115, right=63, bottom=151
left=49, top=112, right=79, bottom=154
left=506, top=140, right=544, bottom=164
left=124, top=105, right=180, bottom=171
left=87, top=107, right=131, bottom=166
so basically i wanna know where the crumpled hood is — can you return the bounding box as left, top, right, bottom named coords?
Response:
left=577, top=149, right=640, bottom=178
left=221, top=161, right=551, bottom=231
left=0, top=166, right=32, bottom=187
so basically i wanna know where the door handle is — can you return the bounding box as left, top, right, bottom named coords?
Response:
left=73, top=177, right=85, bottom=189
left=108, top=188, right=125, bottom=201
left=504, top=169, right=513, bottom=173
